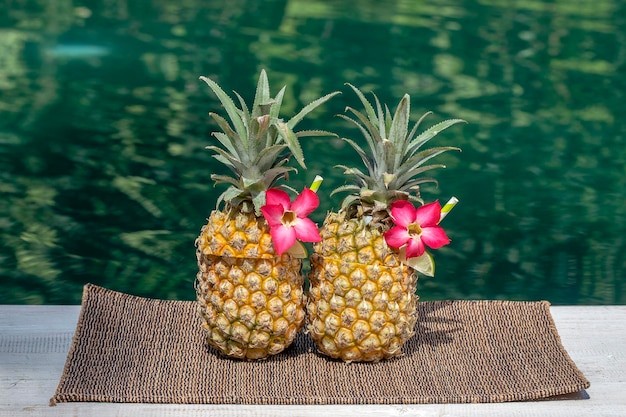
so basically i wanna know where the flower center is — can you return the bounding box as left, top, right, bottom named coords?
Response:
left=280, top=210, right=297, bottom=227
left=407, top=222, right=422, bottom=237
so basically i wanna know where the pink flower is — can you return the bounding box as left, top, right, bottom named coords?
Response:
left=260, top=187, right=322, bottom=255
left=384, top=200, right=450, bottom=259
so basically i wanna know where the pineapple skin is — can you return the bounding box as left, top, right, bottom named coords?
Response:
left=306, top=211, right=419, bottom=362
left=195, top=210, right=306, bottom=360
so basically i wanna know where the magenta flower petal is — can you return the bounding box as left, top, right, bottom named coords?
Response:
left=390, top=200, right=416, bottom=228
left=383, top=226, right=411, bottom=249
left=260, top=187, right=321, bottom=255
left=269, top=225, right=297, bottom=255
left=385, top=199, right=451, bottom=261
left=293, top=217, right=322, bottom=242
left=414, top=201, right=442, bottom=227
left=405, top=237, right=426, bottom=258
left=265, top=188, right=291, bottom=210
left=420, top=226, right=450, bottom=249
left=260, top=204, right=285, bottom=228
left=291, top=187, right=319, bottom=218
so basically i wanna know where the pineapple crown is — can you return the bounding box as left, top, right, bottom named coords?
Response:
left=200, top=70, right=339, bottom=215
left=333, top=83, right=465, bottom=223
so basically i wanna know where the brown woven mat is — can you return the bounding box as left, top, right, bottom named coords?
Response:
left=51, top=284, right=589, bottom=405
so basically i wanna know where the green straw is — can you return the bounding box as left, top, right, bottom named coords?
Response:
left=439, top=196, right=458, bottom=223
left=310, top=175, right=324, bottom=193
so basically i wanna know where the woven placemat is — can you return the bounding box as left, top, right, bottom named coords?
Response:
left=51, top=284, right=589, bottom=405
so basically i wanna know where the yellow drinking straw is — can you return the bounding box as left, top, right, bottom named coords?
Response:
left=439, top=196, right=458, bottom=223
left=310, top=175, right=324, bottom=193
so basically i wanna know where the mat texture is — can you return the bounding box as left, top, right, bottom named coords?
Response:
left=51, top=284, right=589, bottom=405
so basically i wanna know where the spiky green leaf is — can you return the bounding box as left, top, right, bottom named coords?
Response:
left=255, top=144, right=289, bottom=171
left=407, top=119, right=466, bottom=156
left=211, top=155, right=238, bottom=175
left=233, top=91, right=252, bottom=150
left=388, top=94, right=410, bottom=168
left=341, top=137, right=375, bottom=175
left=288, top=91, right=341, bottom=129
left=372, top=93, right=387, bottom=139
left=251, top=190, right=266, bottom=216
left=208, top=113, right=241, bottom=155
left=210, top=174, right=240, bottom=187
left=205, top=145, right=247, bottom=173
left=330, top=184, right=361, bottom=197
left=344, top=106, right=383, bottom=144
left=270, top=86, right=286, bottom=120
left=336, top=165, right=371, bottom=185
left=276, top=122, right=306, bottom=168
left=216, top=186, right=243, bottom=209
left=252, top=69, right=271, bottom=118
left=395, top=164, right=447, bottom=188
left=336, top=85, right=466, bottom=213
left=402, top=177, right=439, bottom=191
left=295, top=130, right=338, bottom=138
left=202, top=70, right=339, bottom=210
left=345, top=83, right=380, bottom=131
left=199, top=76, right=248, bottom=149
left=408, top=111, right=433, bottom=141
left=402, top=146, right=460, bottom=170
left=261, top=166, right=297, bottom=187
left=384, top=103, right=393, bottom=136
left=337, top=113, right=377, bottom=158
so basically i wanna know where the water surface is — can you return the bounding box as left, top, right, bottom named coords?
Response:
left=1, top=0, right=624, bottom=304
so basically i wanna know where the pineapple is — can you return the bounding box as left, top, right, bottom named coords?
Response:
left=306, top=84, right=464, bottom=362
left=195, top=70, right=338, bottom=360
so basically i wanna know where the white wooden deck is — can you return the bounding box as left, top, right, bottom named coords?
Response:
left=1, top=304, right=625, bottom=417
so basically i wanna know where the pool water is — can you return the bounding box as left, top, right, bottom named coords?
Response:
left=1, top=0, right=625, bottom=304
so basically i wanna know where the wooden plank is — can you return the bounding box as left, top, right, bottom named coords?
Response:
left=1, top=305, right=625, bottom=417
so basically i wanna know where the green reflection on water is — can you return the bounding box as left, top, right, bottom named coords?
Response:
left=1, top=0, right=624, bottom=304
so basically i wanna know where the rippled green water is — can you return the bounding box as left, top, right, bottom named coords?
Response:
left=1, top=0, right=625, bottom=304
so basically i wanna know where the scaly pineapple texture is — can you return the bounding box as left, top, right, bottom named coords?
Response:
left=307, top=211, right=418, bottom=362
left=196, top=210, right=305, bottom=359
left=195, top=70, right=338, bottom=360
left=306, top=84, right=463, bottom=362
